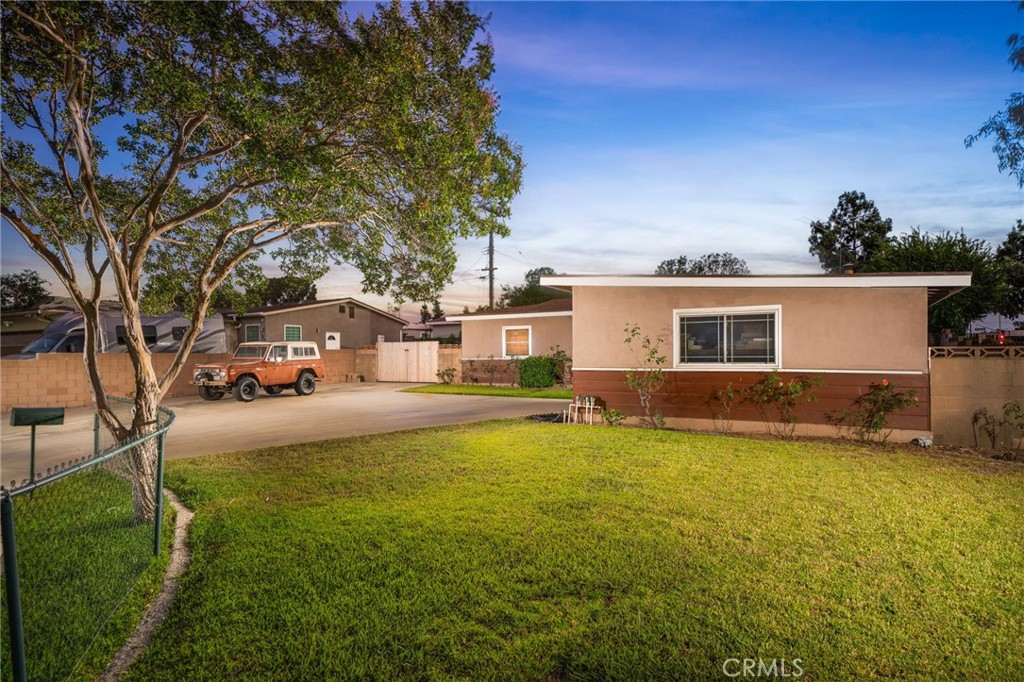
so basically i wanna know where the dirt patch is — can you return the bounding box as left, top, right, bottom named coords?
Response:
left=101, top=489, right=194, bottom=681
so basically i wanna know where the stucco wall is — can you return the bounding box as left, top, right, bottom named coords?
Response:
left=237, top=305, right=403, bottom=349
left=461, top=315, right=573, bottom=360
left=930, top=355, right=1023, bottom=446
left=571, top=286, right=929, bottom=373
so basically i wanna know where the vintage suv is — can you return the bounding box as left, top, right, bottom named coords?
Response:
left=192, top=341, right=325, bottom=402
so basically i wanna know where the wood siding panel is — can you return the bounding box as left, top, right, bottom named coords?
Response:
left=574, top=370, right=930, bottom=431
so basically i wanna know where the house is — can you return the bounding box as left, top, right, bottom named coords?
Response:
left=538, top=272, right=970, bottom=440
left=228, top=298, right=405, bottom=350
left=401, top=318, right=462, bottom=342
left=448, top=298, right=573, bottom=383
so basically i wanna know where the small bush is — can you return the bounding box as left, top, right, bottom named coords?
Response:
left=602, top=408, right=626, bottom=426
left=827, top=379, right=918, bottom=442
left=436, top=367, right=456, bottom=384
left=517, top=355, right=558, bottom=388
left=744, top=371, right=823, bottom=439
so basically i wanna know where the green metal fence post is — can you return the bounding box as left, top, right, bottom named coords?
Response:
left=29, top=425, right=36, bottom=483
left=93, top=414, right=100, bottom=458
left=2, top=491, right=28, bottom=682
left=153, top=431, right=166, bottom=557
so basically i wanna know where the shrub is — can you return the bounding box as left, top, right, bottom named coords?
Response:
left=623, top=323, right=667, bottom=429
left=827, top=379, right=918, bottom=442
left=602, top=408, right=626, bottom=426
left=744, top=371, right=823, bottom=439
left=550, top=345, right=572, bottom=388
left=517, top=355, right=558, bottom=388
left=708, top=383, right=738, bottom=433
left=436, top=367, right=456, bottom=384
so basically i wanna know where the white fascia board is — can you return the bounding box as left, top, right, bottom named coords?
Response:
left=448, top=311, right=572, bottom=322
left=540, top=274, right=972, bottom=289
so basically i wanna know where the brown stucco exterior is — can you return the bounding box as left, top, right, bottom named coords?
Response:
left=460, top=314, right=573, bottom=360
left=233, top=300, right=404, bottom=350
left=570, top=286, right=929, bottom=372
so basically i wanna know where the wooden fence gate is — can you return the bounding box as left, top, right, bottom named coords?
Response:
left=376, top=340, right=439, bottom=382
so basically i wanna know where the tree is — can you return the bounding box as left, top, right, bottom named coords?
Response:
left=655, top=252, right=750, bottom=275
left=808, top=191, right=893, bottom=273
left=965, top=3, right=1024, bottom=187
left=1, top=1, right=522, bottom=522
left=0, top=269, right=49, bottom=310
left=864, top=229, right=1007, bottom=337
left=996, top=220, right=1024, bottom=320
left=497, top=266, right=569, bottom=308
left=419, top=303, right=431, bottom=324
left=259, top=276, right=317, bottom=307
left=430, top=299, right=445, bottom=320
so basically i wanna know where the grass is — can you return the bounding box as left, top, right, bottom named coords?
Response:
left=0, top=467, right=174, bottom=682
left=403, top=383, right=573, bottom=399
left=130, top=422, right=1024, bottom=681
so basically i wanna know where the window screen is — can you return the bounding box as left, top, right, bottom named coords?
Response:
left=677, top=311, right=777, bottom=365
left=284, top=325, right=302, bottom=341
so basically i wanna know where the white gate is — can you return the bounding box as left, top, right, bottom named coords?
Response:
left=376, top=340, right=439, bottom=382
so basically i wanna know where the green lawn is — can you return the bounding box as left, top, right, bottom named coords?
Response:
left=403, top=384, right=572, bottom=399
left=1, top=468, right=174, bottom=682
left=132, top=422, right=1024, bottom=681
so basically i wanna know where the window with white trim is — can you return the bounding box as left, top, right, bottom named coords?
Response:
left=284, top=325, right=302, bottom=342
left=502, top=325, right=531, bottom=357
left=674, top=306, right=779, bottom=367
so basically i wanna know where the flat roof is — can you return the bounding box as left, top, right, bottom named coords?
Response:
left=540, top=273, right=971, bottom=307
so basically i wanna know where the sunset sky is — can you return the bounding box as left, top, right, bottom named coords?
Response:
left=2, top=1, right=1021, bottom=318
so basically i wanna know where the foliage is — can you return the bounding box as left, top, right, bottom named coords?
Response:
left=498, top=266, right=570, bottom=308
left=516, top=355, right=558, bottom=388
left=435, top=367, right=457, bottom=385
left=808, top=191, right=893, bottom=273
left=259, top=276, right=317, bottom=307
left=743, top=371, right=823, bottom=439
left=149, top=422, right=1024, bottom=680
left=972, top=408, right=1002, bottom=449
left=0, top=269, right=49, bottom=310
left=402, top=384, right=572, bottom=399
left=601, top=407, right=626, bottom=426
left=996, top=220, right=1024, bottom=319
left=655, top=252, right=750, bottom=276
left=1, top=0, right=522, bottom=519
left=864, top=229, right=1006, bottom=336
left=965, top=4, right=1024, bottom=187
left=549, top=344, right=572, bottom=388
left=483, top=355, right=500, bottom=386
left=708, top=382, right=738, bottom=433
left=972, top=400, right=1024, bottom=453
left=826, top=379, right=918, bottom=443
left=463, top=359, right=478, bottom=384
left=623, top=323, right=667, bottom=428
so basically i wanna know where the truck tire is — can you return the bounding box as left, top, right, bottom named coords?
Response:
left=265, top=386, right=284, bottom=395
left=233, top=376, right=260, bottom=402
left=198, top=386, right=224, bottom=401
left=295, top=371, right=316, bottom=396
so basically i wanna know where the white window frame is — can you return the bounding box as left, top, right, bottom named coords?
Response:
left=502, top=325, right=532, bottom=358
left=284, top=324, right=302, bottom=342
left=244, top=324, right=262, bottom=342
left=672, top=305, right=782, bottom=370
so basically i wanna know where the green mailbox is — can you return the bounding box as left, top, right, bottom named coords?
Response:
left=9, top=407, right=65, bottom=485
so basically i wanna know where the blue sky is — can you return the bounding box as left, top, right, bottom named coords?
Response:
left=2, top=1, right=1022, bottom=316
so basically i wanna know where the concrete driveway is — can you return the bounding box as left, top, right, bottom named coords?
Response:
left=0, top=383, right=564, bottom=487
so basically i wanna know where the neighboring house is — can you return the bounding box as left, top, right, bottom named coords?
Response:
left=229, top=298, right=405, bottom=350
left=402, top=322, right=432, bottom=341
left=426, top=318, right=461, bottom=342
left=539, top=272, right=970, bottom=440
left=449, top=298, right=573, bottom=383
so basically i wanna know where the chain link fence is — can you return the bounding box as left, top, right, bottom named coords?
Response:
left=1, top=398, right=175, bottom=682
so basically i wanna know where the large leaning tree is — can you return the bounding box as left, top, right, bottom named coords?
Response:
left=1, top=1, right=522, bottom=521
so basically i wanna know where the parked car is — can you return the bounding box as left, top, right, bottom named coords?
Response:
left=191, top=341, right=325, bottom=402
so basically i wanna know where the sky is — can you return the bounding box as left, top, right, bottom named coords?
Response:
left=2, top=1, right=1022, bottom=318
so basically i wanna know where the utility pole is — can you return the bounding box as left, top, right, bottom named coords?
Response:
left=482, top=231, right=495, bottom=309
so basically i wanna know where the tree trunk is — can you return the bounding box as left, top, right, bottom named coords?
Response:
left=125, top=360, right=162, bottom=525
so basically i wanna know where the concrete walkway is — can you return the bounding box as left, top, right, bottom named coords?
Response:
left=0, top=383, right=564, bottom=487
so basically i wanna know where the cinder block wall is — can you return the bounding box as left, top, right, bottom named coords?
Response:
left=1, top=349, right=372, bottom=412
left=930, top=356, right=1023, bottom=446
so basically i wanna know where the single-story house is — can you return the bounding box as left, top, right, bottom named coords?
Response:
left=448, top=298, right=573, bottom=384
left=535, top=272, right=970, bottom=440
left=401, top=318, right=462, bottom=342
left=228, top=298, right=405, bottom=350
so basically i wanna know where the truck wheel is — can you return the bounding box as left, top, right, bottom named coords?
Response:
left=295, top=372, right=316, bottom=396
left=233, top=376, right=259, bottom=402
left=198, top=386, right=224, bottom=401
left=265, top=386, right=284, bottom=395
